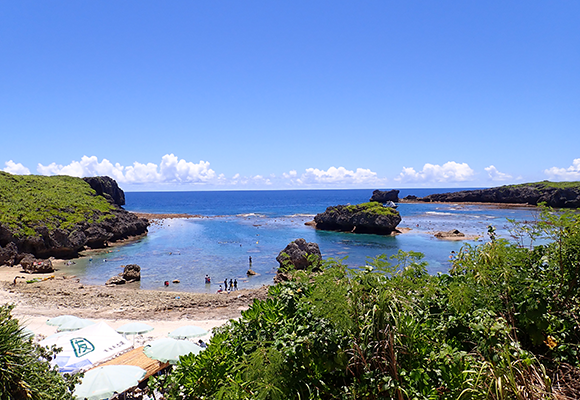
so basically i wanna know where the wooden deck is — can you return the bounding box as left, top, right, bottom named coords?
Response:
left=96, top=346, right=170, bottom=381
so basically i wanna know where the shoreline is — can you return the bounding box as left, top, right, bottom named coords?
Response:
left=0, top=265, right=269, bottom=341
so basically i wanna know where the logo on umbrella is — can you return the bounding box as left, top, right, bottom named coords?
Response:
left=71, top=337, right=95, bottom=357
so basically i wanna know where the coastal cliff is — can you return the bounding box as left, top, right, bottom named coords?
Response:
left=313, top=202, right=401, bottom=234
left=412, top=181, right=580, bottom=208
left=0, top=172, right=148, bottom=266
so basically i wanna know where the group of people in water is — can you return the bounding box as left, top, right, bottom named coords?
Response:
left=217, top=278, right=238, bottom=293
left=204, top=274, right=239, bottom=293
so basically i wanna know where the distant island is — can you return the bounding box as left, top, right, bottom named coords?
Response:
left=0, top=172, right=148, bottom=271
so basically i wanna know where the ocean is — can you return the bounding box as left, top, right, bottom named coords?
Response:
left=62, top=189, right=539, bottom=293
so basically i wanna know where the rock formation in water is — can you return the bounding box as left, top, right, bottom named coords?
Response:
left=409, top=182, right=580, bottom=208
left=369, top=189, right=399, bottom=203
left=106, top=264, right=141, bottom=285
left=275, top=238, right=322, bottom=283
left=313, top=202, right=401, bottom=235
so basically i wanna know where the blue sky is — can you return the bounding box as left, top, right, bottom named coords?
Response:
left=1, top=1, right=579, bottom=191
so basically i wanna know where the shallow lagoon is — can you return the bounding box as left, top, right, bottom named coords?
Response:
left=62, top=190, right=539, bottom=293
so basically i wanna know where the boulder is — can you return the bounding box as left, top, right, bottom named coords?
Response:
left=105, top=275, right=126, bottom=285
left=121, top=264, right=141, bottom=282
left=370, top=189, right=400, bottom=203
left=20, top=254, right=54, bottom=273
left=314, top=202, right=401, bottom=235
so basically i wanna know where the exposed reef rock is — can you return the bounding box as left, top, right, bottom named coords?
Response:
left=313, top=202, right=401, bottom=235
left=83, top=176, right=126, bottom=207
left=106, top=264, right=141, bottom=285
left=412, top=182, right=580, bottom=208
left=20, top=254, right=54, bottom=274
left=434, top=229, right=465, bottom=239
left=370, top=189, right=399, bottom=203
left=275, top=238, right=322, bottom=283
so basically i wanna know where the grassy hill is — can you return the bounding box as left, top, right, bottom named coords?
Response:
left=0, top=172, right=115, bottom=238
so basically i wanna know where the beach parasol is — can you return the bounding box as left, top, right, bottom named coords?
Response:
left=168, top=325, right=208, bottom=339
left=73, top=365, right=146, bottom=400
left=47, top=315, right=82, bottom=327
left=144, top=337, right=203, bottom=364
left=57, top=318, right=95, bottom=332
left=116, top=322, right=154, bottom=347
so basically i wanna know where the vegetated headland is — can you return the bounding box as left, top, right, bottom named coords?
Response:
left=0, top=172, right=148, bottom=269
left=403, top=180, right=580, bottom=208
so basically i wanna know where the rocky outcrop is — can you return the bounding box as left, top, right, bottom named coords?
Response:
left=413, top=182, right=580, bottom=208
left=106, top=264, right=141, bottom=285
left=20, top=255, right=54, bottom=274
left=275, top=238, right=322, bottom=283
left=83, top=176, right=125, bottom=206
left=1, top=208, right=149, bottom=262
left=0, top=176, right=149, bottom=265
left=370, top=189, right=399, bottom=203
left=313, top=202, right=401, bottom=235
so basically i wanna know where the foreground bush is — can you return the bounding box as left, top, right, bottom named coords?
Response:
left=0, top=304, right=79, bottom=399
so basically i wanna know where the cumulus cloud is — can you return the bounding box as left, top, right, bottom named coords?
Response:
left=37, top=156, right=125, bottom=181
left=279, top=166, right=386, bottom=187
left=395, top=162, right=475, bottom=183
left=3, top=160, right=31, bottom=175
left=544, top=159, right=580, bottom=181
left=485, top=165, right=512, bottom=181
left=37, top=154, right=216, bottom=184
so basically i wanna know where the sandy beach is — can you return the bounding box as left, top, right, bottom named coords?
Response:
left=0, top=265, right=269, bottom=343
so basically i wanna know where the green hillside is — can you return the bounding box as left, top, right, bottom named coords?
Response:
left=0, top=172, right=115, bottom=238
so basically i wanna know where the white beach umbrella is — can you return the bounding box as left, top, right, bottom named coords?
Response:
left=116, top=322, right=154, bottom=347
left=57, top=318, right=95, bottom=332
left=116, top=322, right=154, bottom=336
left=73, top=365, right=146, bottom=400
left=47, top=315, right=82, bottom=326
left=168, top=325, right=208, bottom=339
left=144, top=337, right=203, bottom=364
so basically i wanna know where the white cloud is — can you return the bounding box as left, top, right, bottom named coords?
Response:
left=485, top=165, right=512, bottom=181
left=544, top=159, right=580, bottom=181
left=284, top=166, right=386, bottom=186
left=3, top=160, right=31, bottom=175
left=37, top=154, right=216, bottom=185
left=37, top=156, right=125, bottom=181
left=395, top=162, right=475, bottom=183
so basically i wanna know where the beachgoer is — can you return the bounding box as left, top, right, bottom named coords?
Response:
left=233, top=279, right=237, bottom=290
left=198, top=339, right=208, bottom=348
left=217, top=285, right=223, bottom=293
left=205, top=274, right=211, bottom=284
left=229, top=279, right=233, bottom=290
left=164, top=281, right=169, bottom=287
left=224, top=279, right=228, bottom=290
left=249, top=256, right=252, bottom=266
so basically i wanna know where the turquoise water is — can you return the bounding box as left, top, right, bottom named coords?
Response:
left=62, top=189, right=538, bottom=292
